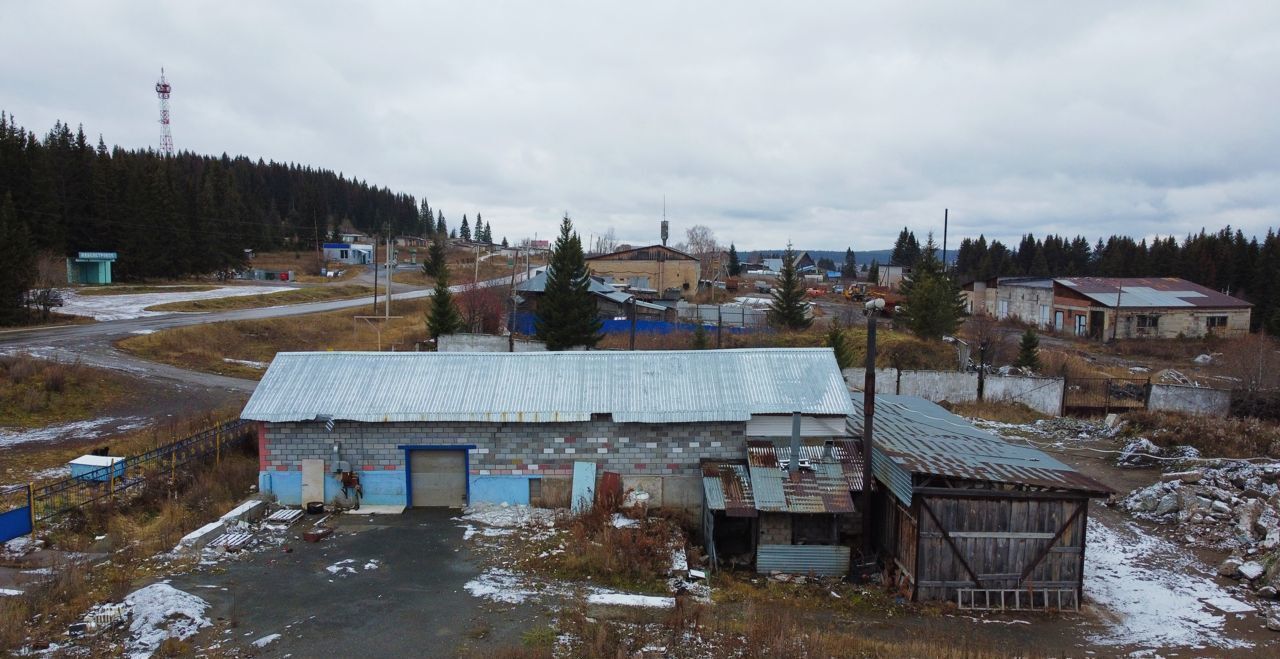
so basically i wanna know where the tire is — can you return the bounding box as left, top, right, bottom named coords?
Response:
left=305, top=501, right=325, bottom=515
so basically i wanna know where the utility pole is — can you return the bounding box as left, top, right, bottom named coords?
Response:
left=509, top=249, right=518, bottom=352
left=629, top=297, right=638, bottom=350
left=1111, top=283, right=1123, bottom=341
left=372, top=230, right=379, bottom=315
left=474, top=244, right=480, bottom=284
left=942, top=208, right=949, bottom=274
left=977, top=340, right=989, bottom=401
left=385, top=226, right=392, bottom=319
left=861, top=297, right=885, bottom=558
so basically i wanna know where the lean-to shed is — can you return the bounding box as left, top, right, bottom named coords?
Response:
left=847, top=395, right=1111, bottom=607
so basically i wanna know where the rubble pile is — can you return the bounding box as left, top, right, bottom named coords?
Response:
left=1125, top=462, right=1280, bottom=602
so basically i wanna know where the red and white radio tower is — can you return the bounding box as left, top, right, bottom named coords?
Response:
left=155, top=68, right=174, bottom=156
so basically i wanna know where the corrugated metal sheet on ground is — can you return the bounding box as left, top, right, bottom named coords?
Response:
left=745, top=440, right=863, bottom=514
left=848, top=395, right=1111, bottom=497
left=241, top=349, right=853, bottom=423
left=756, top=544, right=851, bottom=576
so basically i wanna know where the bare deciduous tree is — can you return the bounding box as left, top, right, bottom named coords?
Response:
left=684, top=225, right=720, bottom=279
left=591, top=229, right=618, bottom=256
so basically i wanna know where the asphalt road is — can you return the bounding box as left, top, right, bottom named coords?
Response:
left=0, top=275, right=447, bottom=394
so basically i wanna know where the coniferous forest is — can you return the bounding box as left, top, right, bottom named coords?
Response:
left=0, top=113, right=425, bottom=281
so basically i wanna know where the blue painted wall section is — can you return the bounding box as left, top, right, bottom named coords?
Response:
left=469, top=475, right=537, bottom=505
left=258, top=470, right=407, bottom=506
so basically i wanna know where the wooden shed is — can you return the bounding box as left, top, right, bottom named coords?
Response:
left=847, top=395, right=1111, bottom=608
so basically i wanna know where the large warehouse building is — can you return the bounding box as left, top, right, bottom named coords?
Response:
left=241, top=349, right=854, bottom=511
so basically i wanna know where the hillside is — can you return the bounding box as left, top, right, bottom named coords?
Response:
left=0, top=114, right=426, bottom=280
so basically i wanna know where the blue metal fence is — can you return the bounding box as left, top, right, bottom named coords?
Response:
left=0, top=485, right=33, bottom=543
left=511, top=312, right=763, bottom=337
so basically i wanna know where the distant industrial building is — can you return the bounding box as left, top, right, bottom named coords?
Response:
left=965, top=276, right=1252, bottom=339
left=585, top=244, right=700, bottom=299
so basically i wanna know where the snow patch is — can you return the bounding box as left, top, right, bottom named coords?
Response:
left=463, top=569, right=543, bottom=604
left=222, top=358, right=268, bottom=370
left=251, top=633, right=282, bottom=648
left=459, top=503, right=559, bottom=528
left=611, top=513, right=639, bottom=528
left=0, top=588, right=24, bottom=596
left=586, top=591, right=675, bottom=608
left=58, top=285, right=289, bottom=321
left=0, top=416, right=148, bottom=449
left=1085, top=519, right=1251, bottom=650
left=123, top=583, right=212, bottom=659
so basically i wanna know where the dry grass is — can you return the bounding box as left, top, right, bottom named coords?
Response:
left=543, top=497, right=676, bottom=593
left=0, top=355, right=125, bottom=428
left=1037, top=349, right=1126, bottom=379
left=0, top=426, right=258, bottom=655
left=142, top=284, right=371, bottom=312
left=117, top=299, right=431, bottom=379
left=946, top=400, right=1048, bottom=425
left=1124, top=410, right=1280, bottom=459
left=76, top=285, right=218, bottom=296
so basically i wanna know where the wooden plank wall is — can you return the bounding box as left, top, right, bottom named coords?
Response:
left=914, top=495, right=1086, bottom=602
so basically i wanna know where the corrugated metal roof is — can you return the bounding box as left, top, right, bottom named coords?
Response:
left=242, top=348, right=854, bottom=424
left=1055, top=277, right=1251, bottom=309
left=701, top=460, right=756, bottom=517
left=745, top=440, right=864, bottom=513
left=848, top=395, right=1111, bottom=497
left=516, top=270, right=619, bottom=295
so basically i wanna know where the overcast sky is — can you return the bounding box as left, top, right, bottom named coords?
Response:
left=3, top=1, right=1278, bottom=251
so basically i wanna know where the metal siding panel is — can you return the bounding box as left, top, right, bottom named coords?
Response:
left=756, top=544, right=851, bottom=576
left=242, top=349, right=854, bottom=424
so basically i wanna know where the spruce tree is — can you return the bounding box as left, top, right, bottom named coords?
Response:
left=898, top=235, right=967, bottom=339
left=842, top=248, right=857, bottom=278
left=0, top=193, right=35, bottom=323
left=436, top=210, right=446, bottom=237
left=460, top=214, right=471, bottom=241
left=691, top=323, right=709, bottom=349
left=868, top=260, right=880, bottom=285
left=1015, top=329, right=1042, bottom=372
left=826, top=320, right=856, bottom=369
left=767, top=243, right=811, bottom=330
left=423, top=233, right=448, bottom=279
left=426, top=263, right=463, bottom=341
left=535, top=214, right=602, bottom=350
left=727, top=244, right=741, bottom=276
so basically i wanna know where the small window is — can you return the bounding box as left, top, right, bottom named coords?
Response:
left=1137, top=315, right=1159, bottom=330
left=1207, top=316, right=1228, bottom=329
left=340, top=249, right=349, bottom=259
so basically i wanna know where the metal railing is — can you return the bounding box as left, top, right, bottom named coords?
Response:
left=30, top=418, right=254, bottom=523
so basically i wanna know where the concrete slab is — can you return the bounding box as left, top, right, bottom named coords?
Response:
left=343, top=504, right=405, bottom=515
left=219, top=499, right=266, bottom=525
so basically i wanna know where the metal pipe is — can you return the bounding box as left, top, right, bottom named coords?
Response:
left=862, top=307, right=878, bottom=556
left=789, top=411, right=801, bottom=477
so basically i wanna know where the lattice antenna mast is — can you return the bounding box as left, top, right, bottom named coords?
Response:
left=155, top=68, right=174, bottom=156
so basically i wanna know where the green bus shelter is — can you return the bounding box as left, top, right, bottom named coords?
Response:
left=67, top=252, right=118, bottom=285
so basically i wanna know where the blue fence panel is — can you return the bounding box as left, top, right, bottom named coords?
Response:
left=511, top=312, right=763, bottom=337
left=0, top=505, right=33, bottom=543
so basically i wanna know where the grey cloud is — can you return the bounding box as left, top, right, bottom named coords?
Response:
left=1, top=1, right=1276, bottom=250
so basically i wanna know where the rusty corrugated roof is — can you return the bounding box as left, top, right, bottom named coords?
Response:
left=701, top=460, right=756, bottom=517
left=848, top=395, right=1112, bottom=497
left=745, top=439, right=864, bottom=514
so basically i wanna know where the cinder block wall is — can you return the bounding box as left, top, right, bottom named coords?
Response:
left=262, top=419, right=745, bottom=477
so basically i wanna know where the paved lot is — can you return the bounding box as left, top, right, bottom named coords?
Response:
left=171, top=510, right=545, bottom=657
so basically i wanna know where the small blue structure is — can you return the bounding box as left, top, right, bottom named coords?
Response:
left=322, top=243, right=373, bottom=265
left=66, top=251, right=118, bottom=285
left=69, top=455, right=126, bottom=482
